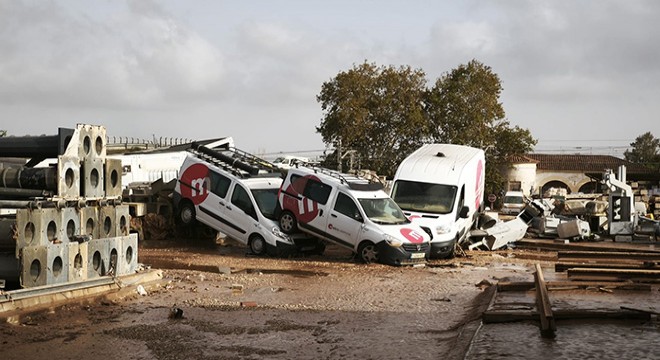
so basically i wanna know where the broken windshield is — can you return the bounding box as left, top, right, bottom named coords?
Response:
left=391, top=180, right=457, bottom=214
left=358, top=197, right=409, bottom=225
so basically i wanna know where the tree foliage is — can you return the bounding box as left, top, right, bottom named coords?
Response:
left=0, top=130, right=6, bottom=137
left=624, top=131, right=660, bottom=170
left=316, top=62, right=432, bottom=175
left=316, top=59, right=537, bottom=198
left=425, top=60, right=536, bottom=195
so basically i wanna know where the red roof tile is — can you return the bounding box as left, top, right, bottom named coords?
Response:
left=524, top=154, right=655, bottom=174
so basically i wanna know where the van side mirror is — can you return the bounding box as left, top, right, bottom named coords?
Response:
left=459, top=206, right=470, bottom=219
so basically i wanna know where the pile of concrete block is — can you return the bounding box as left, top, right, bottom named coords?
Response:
left=1, top=124, right=138, bottom=289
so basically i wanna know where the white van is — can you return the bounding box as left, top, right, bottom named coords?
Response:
left=391, top=144, right=485, bottom=258
left=173, top=144, right=320, bottom=256
left=501, top=191, right=525, bottom=215
left=277, top=166, right=431, bottom=266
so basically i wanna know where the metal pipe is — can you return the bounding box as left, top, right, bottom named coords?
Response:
left=0, top=200, right=31, bottom=208
left=0, top=187, right=54, bottom=199
left=0, top=127, right=74, bottom=158
left=0, top=167, right=58, bottom=191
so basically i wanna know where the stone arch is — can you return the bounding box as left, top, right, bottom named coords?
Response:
left=541, top=180, right=571, bottom=195
left=577, top=179, right=603, bottom=194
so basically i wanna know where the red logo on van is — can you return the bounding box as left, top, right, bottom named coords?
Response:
left=400, top=228, right=424, bottom=244
left=180, top=163, right=210, bottom=205
left=284, top=175, right=320, bottom=223
left=475, top=160, right=484, bottom=211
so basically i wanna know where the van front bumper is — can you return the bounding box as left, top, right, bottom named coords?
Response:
left=376, top=242, right=429, bottom=266
left=429, top=240, right=456, bottom=259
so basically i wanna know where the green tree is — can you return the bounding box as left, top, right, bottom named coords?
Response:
left=0, top=130, right=6, bottom=137
left=316, top=62, right=432, bottom=175
left=624, top=132, right=660, bottom=170
left=425, top=59, right=536, bottom=196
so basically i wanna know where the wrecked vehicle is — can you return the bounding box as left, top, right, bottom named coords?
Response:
left=173, top=143, right=321, bottom=256
left=390, top=144, right=486, bottom=258
left=277, top=165, right=431, bottom=266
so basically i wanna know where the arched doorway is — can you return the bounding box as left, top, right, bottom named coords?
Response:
left=541, top=180, right=570, bottom=196
left=578, top=180, right=603, bottom=194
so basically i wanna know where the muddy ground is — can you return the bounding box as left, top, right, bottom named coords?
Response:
left=0, top=238, right=656, bottom=360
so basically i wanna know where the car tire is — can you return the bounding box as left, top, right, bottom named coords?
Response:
left=178, top=201, right=196, bottom=227
left=278, top=210, right=298, bottom=234
left=249, top=235, right=266, bottom=256
left=357, top=241, right=379, bottom=264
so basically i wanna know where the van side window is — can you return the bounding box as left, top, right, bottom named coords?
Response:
left=303, top=179, right=332, bottom=205
left=209, top=171, right=231, bottom=198
left=231, top=185, right=257, bottom=220
left=456, top=186, right=465, bottom=220
left=334, top=192, right=361, bottom=221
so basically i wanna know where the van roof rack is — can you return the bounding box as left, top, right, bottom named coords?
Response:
left=188, top=142, right=281, bottom=179
left=296, top=164, right=385, bottom=191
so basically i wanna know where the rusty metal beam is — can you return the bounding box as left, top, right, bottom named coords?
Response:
left=558, top=251, right=660, bottom=261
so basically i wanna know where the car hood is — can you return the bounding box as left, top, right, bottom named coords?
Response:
left=378, top=223, right=431, bottom=244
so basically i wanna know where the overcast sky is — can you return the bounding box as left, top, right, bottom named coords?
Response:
left=1, top=0, right=659, bottom=158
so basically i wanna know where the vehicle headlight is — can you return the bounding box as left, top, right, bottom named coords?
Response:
left=272, top=227, right=291, bottom=241
left=435, top=225, right=451, bottom=235
left=384, top=234, right=403, bottom=247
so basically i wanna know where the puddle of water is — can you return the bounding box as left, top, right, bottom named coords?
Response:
left=466, top=319, right=659, bottom=360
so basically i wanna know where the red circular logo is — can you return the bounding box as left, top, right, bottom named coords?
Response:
left=284, top=175, right=320, bottom=223
left=400, top=228, right=424, bottom=244
left=180, top=163, right=210, bottom=205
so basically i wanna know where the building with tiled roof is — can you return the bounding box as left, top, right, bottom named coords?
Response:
left=505, top=154, right=659, bottom=196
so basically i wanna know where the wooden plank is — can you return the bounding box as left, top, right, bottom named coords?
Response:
left=534, top=264, right=556, bottom=337
left=558, top=251, right=660, bottom=261
left=567, top=268, right=660, bottom=283
left=517, top=240, right=660, bottom=253
left=483, top=309, right=651, bottom=323
left=497, top=280, right=652, bottom=292
left=555, top=261, right=658, bottom=272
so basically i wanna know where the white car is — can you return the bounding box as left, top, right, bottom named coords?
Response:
left=277, top=166, right=431, bottom=266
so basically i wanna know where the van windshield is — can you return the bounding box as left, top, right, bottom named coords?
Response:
left=358, top=198, right=409, bottom=225
left=391, top=180, right=457, bottom=214
left=504, top=195, right=524, bottom=204
left=251, top=188, right=279, bottom=220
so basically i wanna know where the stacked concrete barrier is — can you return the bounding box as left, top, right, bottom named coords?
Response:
left=0, top=124, right=139, bottom=289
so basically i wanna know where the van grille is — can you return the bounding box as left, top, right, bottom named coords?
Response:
left=402, top=242, right=430, bottom=252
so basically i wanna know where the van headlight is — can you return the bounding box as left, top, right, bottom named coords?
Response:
left=435, top=225, right=451, bottom=235
left=272, top=227, right=291, bottom=241
left=384, top=234, right=403, bottom=247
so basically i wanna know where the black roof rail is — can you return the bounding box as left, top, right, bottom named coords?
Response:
left=294, top=164, right=385, bottom=190
left=188, top=142, right=281, bottom=178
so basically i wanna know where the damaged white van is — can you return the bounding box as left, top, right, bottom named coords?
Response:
left=173, top=143, right=321, bottom=256
left=277, top=166, right=431, bottom=266
left=391, top=144, right=485, bottom=258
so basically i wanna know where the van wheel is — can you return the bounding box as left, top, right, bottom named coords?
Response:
left=178, top=201, right=196, bottom=226
left=249, top=235, right=266, bottom=256
left=279, top=211, right=298, bottom=234
left=357, top=241, right=379, bottom=264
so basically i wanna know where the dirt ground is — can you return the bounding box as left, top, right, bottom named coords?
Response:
left=0, top=238, right=625, bottom=360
